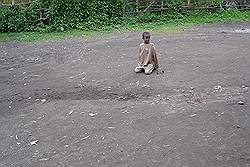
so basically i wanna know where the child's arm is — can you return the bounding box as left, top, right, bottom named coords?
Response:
left=138, top=44, right=143, bottom=64
left=152, top=45, right=159, bottom=69
left=139, top=45, right=142, bottom=54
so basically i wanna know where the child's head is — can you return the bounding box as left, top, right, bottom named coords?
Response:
left=142, top=32, right=151, bottom=44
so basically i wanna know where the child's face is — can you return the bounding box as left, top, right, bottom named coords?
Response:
left=143, top=35, right=150, bottom=44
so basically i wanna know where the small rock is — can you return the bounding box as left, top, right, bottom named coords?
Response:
left=82, top=135, right=90, bottom=140
left=89, top=113, right=98, bottom=117
left=242, top=85, right=247, bottom=88
left=238, top=101, right=244, bottom=105
left=242, top=85, right=248, bottom=92
left=37, top=115, right=45, bottom=120
left=141, top=84, right=149, bottom=88
left=214, top=85, right=222, bottom=92
left=41, top=99, right=46, bottom=103
left=190, top=114, right=197, bottom=117
left=122, top=110, right=129, bottom=114
left=67, top=110, right=74, bottom=116
left=214, top=85, right=222, bottom=90
left=30, top=140, right=39, bottom=145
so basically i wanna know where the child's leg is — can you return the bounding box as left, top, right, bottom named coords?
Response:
left=144, top=64, right=154, bottom=75
left=134, top=64, right=144, bottom=73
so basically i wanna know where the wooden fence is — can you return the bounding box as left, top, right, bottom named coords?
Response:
left=126, top=0, right=250, bottom=14
left=1, top=0, right=249, bottom=16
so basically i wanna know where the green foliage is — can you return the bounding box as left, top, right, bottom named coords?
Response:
left=1, top=10, right=249, bottom=42
left=0, top=1, right=41, bottom=32
left=0, top=0, right=249, bottom=33
left=0, top=0, right=124, bottom=32
left=193, top=0, right=223, bottom=6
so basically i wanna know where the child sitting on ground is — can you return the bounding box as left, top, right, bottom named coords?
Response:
left=134, top=32, right=159, bottom=75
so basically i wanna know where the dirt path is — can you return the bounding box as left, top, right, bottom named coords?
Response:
left=0, top=22, right=250, bottom=167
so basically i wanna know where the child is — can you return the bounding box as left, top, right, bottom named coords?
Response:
left=134, top=32, right=159, bottom=75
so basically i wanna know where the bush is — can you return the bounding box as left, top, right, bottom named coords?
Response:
left=0, top=0, right=124, bottom=32
left=0, top=0, right=247, bottom=33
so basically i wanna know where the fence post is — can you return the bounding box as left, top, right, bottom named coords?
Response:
left=161, top=1, right=164, bottom=15
left=136, top=0, right=139, bottom=12
left=39, top=0, right=43, bottom=23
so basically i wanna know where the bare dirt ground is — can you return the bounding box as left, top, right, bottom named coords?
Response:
left=0, top=22, right=250, bottom=167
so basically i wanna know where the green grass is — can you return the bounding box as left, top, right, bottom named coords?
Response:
left=0, top=29, right=107, bottom=42
left=184, top=10, right=250, bottom=23
left=0, top=24, right=186, bottom=42
left=0, top=10, right=249, bottom=42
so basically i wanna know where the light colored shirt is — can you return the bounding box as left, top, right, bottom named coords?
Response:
left=139, top=43, right=159, bottom=68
